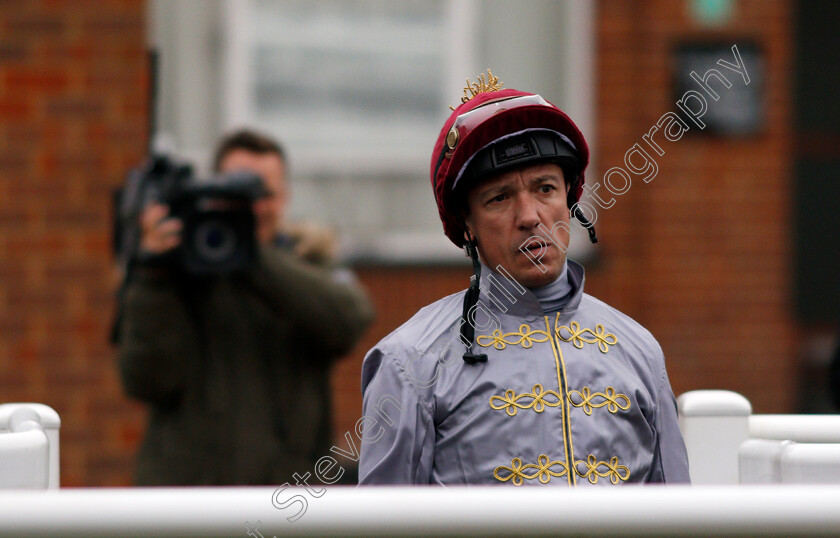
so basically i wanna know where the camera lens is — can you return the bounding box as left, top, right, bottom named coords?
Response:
left=193, top=218, right=237, bottom=263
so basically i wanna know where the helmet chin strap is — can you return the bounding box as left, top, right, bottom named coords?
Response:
left=461, top=234, right=489, bottom=365
left=573, top=205, right=598, bottom=243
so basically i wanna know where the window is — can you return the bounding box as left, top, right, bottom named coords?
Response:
left=224, top=0, right=457, bottom=175
left=153, top=0, right=594, bottom=262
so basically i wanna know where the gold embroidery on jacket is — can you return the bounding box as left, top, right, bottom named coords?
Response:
left=477, top=317, right=627, bottom=486
left=575, top=455, right=630, bottom=484
left=494, top=454, right=630, bottom=486
left=489, top=384, right=563, bottom=416
left=493, top=455, right=568, bottom=486
left=555, top=321, right=617, bottom=353
left=567, top=386, right=631, bottom=415
left=476, top=324, right=550, bottom=350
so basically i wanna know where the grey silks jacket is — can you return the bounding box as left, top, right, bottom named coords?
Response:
left=359, top=259, right=690, bottom=485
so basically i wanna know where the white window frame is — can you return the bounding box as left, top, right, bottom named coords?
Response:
left=155, top=0, right=596, bottom=263
left=220, top=0, right=479, bottom=176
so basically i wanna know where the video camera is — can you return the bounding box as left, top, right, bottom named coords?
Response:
left=115, top=154, right=265, bottom=275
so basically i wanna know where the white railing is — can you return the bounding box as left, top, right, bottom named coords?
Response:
left=677, top=390, right=840, bottom=484
left=2, top=396, right=840, bottom=535
left=749, top=414, right=840, bottom=443
left=0, top=486, right=840, bottom=536
left=0, top=404, right=61, bottom=490
left=677, top=389, right=751, bottom=484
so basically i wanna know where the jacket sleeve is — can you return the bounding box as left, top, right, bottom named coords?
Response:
left=244, top=245, right=375, bottom=358
left=650, top=365, right=691, bottom=483
left=116, top=269, right=200, bottom=405
left=358, top=346, right=436, bottom=484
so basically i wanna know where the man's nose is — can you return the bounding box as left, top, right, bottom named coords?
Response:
left=514, top=193, right=541, bottom=230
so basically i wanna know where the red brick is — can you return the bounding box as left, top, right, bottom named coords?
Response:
left=4, top=68, right=70, bottom=93
left=0, top=98, right=34, bottom=121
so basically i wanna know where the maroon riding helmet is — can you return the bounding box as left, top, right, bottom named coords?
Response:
left=429, top=84, right=596, bottom=364
left=430, top=88, right=595, bottom=248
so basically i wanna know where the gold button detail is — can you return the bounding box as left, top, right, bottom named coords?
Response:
left=446, top=127, right=459, bottom=149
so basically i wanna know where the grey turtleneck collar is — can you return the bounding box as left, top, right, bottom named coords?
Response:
left=527, top=260, right=572, bottom=313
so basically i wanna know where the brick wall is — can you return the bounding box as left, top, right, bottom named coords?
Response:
left=0, top=0, right=148, bottom=486
left=589, top=0, right=795, bottom=412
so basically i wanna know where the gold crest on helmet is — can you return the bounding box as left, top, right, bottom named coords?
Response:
left=449, top=69, right=504, bottom=110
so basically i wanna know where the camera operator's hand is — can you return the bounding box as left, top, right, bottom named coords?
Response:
left=140, top=203, right=182, bottom=255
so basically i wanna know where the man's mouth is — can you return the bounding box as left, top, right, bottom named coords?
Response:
left=519, top=238, right=551, bottom=256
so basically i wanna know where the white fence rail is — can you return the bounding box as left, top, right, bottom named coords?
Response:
left=1, top=486, right=840, bottom=537
left=0, top=404, right=60, bottom=489
left=749, top=414, right=840, bottom=443
left=4, top=395, right=840, bottom=535
left=678, top=390, right=840, bottom=485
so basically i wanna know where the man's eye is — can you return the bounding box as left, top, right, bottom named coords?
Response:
left=539, top=184, right=556, bottom=194
left=488, top=193, right=508, bottom=204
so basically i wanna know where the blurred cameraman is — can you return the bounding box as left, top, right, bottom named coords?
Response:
left=116, top=129, right=374, bottom=485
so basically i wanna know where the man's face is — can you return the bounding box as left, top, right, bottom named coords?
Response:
left=464, top=162, right=570, bottom=288
left=218, top=149, right=287, bottom=244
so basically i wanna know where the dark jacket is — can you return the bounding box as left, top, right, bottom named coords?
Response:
left=830, top=336, right=840, bottom=410
left=117, top=244, right=374, bottom=485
